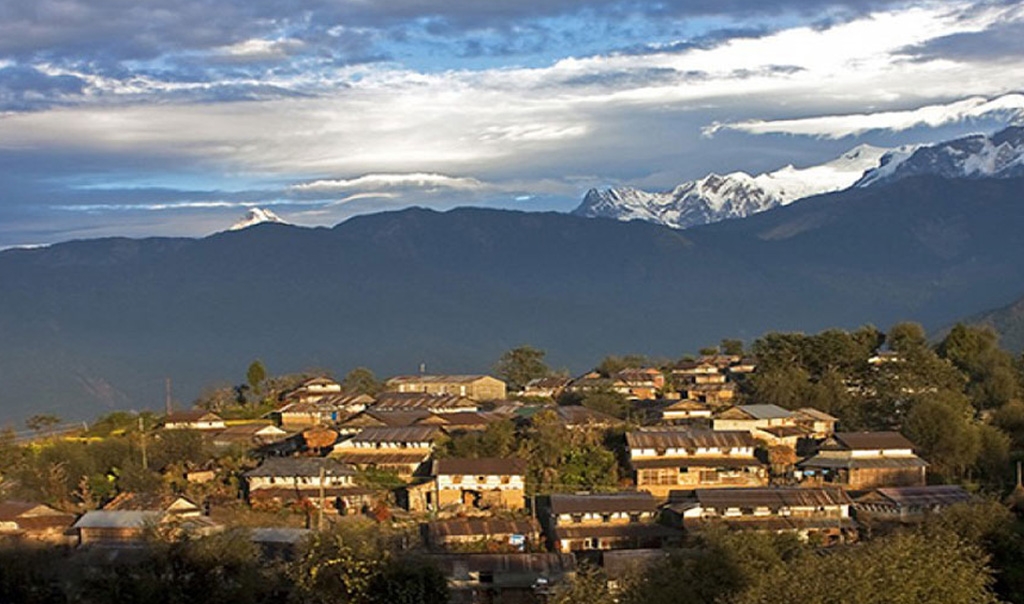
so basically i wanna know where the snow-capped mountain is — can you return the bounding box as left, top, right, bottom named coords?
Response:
left=855, top=125, right=1024, bottom=187
left=229, top=207, right=289, bottom=231
left=574, top=145, right=889, bottom=229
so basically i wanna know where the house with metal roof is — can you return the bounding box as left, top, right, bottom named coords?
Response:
left=853, top=484, right=972, bottom=523
left=385, top=375, right=506, bottom=401
left=328, top=426, right=438, bottom=478
left=797, top=432, right=928, bottom=489
left=243, top=457, right=372, bottom=514
left=0, top=501, right=75, bottom=543
left=627, top=429, right=767, bottom=498
left=541, top=492, right=678, bottom=554
left=405, top=457, right=527, bottom=513
left=664, top=487, right=856, bottom=544
left=425, top=517, right=542, bottom=552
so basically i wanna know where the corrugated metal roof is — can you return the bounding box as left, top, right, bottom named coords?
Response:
left=429, top=552, right=575, bottom=575
left=434, top=457, right=528, bottom=476
left=349, top=426, right=440, bottom=443
left=549, top=492, right=658, bottom=515
left=798, top=455, right=928, bottom=469
left=428, top=518, right=540, bottom=539
left=627, top=429, right=756, bottom=449
left=73, top=510, right=162, bottom=529
left=673, top=487, right=852, bottom=508
left=243, top=457, right=356, bottom=478
left=373, top=393, right=479, bottom=411
left=832, top=432, right=916, bottom=450
left=794, top=407, right=838, bottom=422
left=386, top=375, right=501, bottom=385
left=330, top=451, right=431, bottom=465
left=863, top=485, right=971, bottom=507
left=735, top=405, right=793, bottom=420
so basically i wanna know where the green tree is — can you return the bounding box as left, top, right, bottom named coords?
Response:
left=550, top=564, right=616, bottom=604
left=596, top=355, right=649, bottom=377
left=364, top=559, right=449, bottom=604
left=25, top=414, right=61, bottom=435
left=341, top=367, right=384, bottom=395
left=939, top=324, right=1021, bottom=410
left=494, top=345, right=551, bottom=391
left=902, top=392, right=979, bottom=480
left=720, top=339, right=745, bottom=356
left=246, top=359, right=268, bottom=396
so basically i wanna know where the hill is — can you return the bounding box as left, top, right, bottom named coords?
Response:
left=2, top=175, right=1024, bottom=422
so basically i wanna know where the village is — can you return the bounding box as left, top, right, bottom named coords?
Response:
left=4, top=329, right=1017, bottom=604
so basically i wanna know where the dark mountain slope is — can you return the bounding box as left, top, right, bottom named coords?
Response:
left=1, top=176, right=1023, bottom=421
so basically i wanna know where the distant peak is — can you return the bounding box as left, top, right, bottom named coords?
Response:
left=229, top=207, right=289, bottom=231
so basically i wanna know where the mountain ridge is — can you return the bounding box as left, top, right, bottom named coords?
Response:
left=2, top=175, right=1024, bottom=422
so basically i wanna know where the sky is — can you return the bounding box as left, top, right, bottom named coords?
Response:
left=1, top=0, right=1023, bottom=248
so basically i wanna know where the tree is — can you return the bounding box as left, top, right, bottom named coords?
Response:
left=596, top=354, right=649, bottom=377
left=246, top=359, right=267, bottom=396
left=365, top=558, right=449, bottom=604
left=25, top=413, right=61, bottom=435
left=341, top=367, right=384, bottom=395
left=550, top=564, right=616, bottom=604
left=720, top=339, right=744, bottom=356
left=902, top=392, right=979, bottom=480
left=494, top=345, right=550, bottom=391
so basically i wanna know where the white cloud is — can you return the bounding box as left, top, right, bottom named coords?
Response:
left=213, top=38, right=306, bottom=62
left=291, top=173, right=488, bottom=194
left=704, top=93, right=1024, bottom=138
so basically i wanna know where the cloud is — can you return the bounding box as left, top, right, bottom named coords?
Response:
left=703, top=93, right=1024, bottom=138
left=290, top=173, right=489, bottom=195
left=0, top=65, right=87, bottom=110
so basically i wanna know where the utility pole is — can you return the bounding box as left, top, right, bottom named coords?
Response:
left=139, top=416, right=148, bottom=470
left=318, top=464, right=326, bottom=531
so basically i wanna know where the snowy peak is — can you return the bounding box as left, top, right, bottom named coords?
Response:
left=574, top=144, right=887, bottom=230
left=229, top=207, right=289, bottom=231
left=856, top=126, right=1024, bottom=187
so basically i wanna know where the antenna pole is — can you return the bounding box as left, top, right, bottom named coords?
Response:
left=165, top=377, right=173, bottom=415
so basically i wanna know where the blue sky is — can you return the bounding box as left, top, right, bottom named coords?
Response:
left=0, top=0, right=1023, bottom=247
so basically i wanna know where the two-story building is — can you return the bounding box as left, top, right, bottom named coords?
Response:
left=243, top=457, right=371, bottom=513
left=663, top=487, right=856, bottom=544
left=797, top=432, right=928, bottom=489
left=542, top=492, right=677, bottom=553
left=385, top=375, right=507, bottom=401
left=329, top=426, right=438, bottom=477
left=405, top=457, right=527, bottom=513
left=628, top=429, right=767, bottom=498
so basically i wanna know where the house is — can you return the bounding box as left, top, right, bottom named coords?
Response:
left=679, top=382, right=736, bottom=407
left=541, top=492, right=678, bottom=553
left=659, top=399, right=713, bottom=424
left=553, top=405, right=624, bottom=430
left=614, top=369, right=665, bottom=400
left=212, top=423, right=292, bottom=449
left=244, top=457, right=372, bottom=514
left=522, top=377, right=572, bottom=399
left=249, top=527, right=312, bottom=560
left=406, top=458, right=527, bottom=513
left=277, top=393, right=375, bottom=429
left=0, top=501, right=75, bottom=543
left=426, top=411, right=511, bottom=434
left=73, top=510, right=163, bottom=546
left=797, top=432, right=928, bottom=489
left=713, top=404, right=814, bottom=448
left=103, top=493, right=203, bottom=517
left=328, top=426, right=438, bottom=477
left=429, top=552, right=575, bottom=604
left=853, top=485, right=972, bottom=524
left=372, top=392, right=481, bottom=414
left=72, top=510, right=220, bottom=547
left=280, top=377, right=343, bottom=403
left=727, top=357, right=758, bottom=374
left=628, top=429, right=767, bottom=498
left=162, top=409, right=226, bottom=431
left=336, top=409, right=434, bottom=434
left=385, top=375, right=507, bottom=401
left=425, top=517, right=542, bottom=552
left=663, top=487, right=856, bottom=544
left=792, top=407, right=838, bottom=439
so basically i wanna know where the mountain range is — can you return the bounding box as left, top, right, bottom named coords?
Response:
left=574, top=126, right=1024, bottom=229
left=2, top=172, right=1024, bottom=422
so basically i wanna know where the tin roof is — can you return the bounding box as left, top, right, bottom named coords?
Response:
left=73, top=510, right=163, bottom=529
left=626, top=429, right=756, bottom=449
left=433, top=457, right=528, bottom=476
left=243, top=457, right=356, bottom=478
left=831, top=432, right=916, bottom=450
left=670, top=487, right=852, bottom=509
left=428, top=518, right=540, bottom=539
left=348, top=426, right=440, bottom=443
left=858, top=485, right=971, bottom=508
left=548, top=492, right=658, bottom=515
